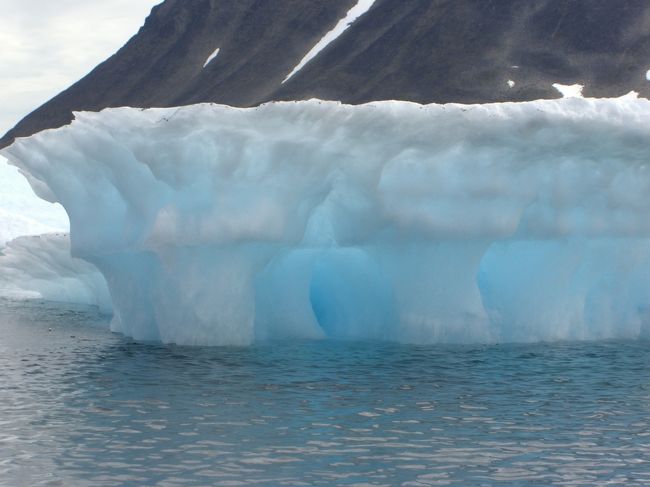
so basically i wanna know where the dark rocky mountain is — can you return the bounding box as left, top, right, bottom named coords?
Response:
left=3, top=0, right=650, bottom=149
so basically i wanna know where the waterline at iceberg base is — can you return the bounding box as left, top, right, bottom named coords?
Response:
left=5, top=98, right=650, bottom=346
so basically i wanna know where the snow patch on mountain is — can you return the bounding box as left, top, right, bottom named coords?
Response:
left=553, top=83, right=584, bottom=98
left=283, top=0, right=376, bottom=83
left=203, top=47, right=220, bottom=68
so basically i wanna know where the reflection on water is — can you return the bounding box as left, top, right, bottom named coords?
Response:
left=1, top=299, right=650, bottom=486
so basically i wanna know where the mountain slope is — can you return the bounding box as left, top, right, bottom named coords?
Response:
left=3, top=0, right=650, bottom=149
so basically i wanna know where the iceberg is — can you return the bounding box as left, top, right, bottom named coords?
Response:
left=0, top=158, right=68, bottom=246
left=0, top=234, right=111, bottom=313
left=4, top=97, right=650, bottom=345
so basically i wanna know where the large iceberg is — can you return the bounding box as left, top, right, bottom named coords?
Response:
left=4, top=97, right=650, bottom=345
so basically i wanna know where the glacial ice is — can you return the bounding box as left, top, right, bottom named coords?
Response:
left=5, top=97, right=650, bottom=345
left=0, top=234, right=111, bottom=313
left=0, top=158, right=68, bottom=246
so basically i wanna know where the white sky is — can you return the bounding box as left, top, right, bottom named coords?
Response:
left=0, top=0, right=162, bottom=245
left=0, top=0, right=162, bottom=134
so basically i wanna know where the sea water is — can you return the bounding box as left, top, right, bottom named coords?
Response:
left=1, top=299, right=650, bottom=486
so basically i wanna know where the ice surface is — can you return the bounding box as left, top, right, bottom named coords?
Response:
left=0, top=234, right=111, bottom=313
left=5, top=97, right=650, bottom=345
left=283, top=0, right=376, bottom=83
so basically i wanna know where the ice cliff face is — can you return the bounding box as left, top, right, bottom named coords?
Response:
left=5, top=98, right=650, bottom=345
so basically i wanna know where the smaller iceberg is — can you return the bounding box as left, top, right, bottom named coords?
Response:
left=0, top=234, right=111, bottom=313
left=4, top=97, right=650, bottom=345
left=0, top=158, right=68, bottom=246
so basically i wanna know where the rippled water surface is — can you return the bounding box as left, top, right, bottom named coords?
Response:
left=2, top=299, right=650, bottom=486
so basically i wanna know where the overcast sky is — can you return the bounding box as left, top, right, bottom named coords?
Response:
left=0, top=0, right=161, bottom=134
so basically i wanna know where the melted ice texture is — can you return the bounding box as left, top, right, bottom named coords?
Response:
left=5, top=97, right=650, bottom=346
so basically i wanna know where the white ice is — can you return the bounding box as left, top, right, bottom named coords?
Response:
left=507, top=80, right=515, bottom=88
left=5, top=96, right=650, bottom=345
left=0, top=157, right=68, bottom=247
left=0, top=234, right=111, bottom=313
left=282, top=0, right=376, bottom=83
left=203, top=47, right=220, bottom=68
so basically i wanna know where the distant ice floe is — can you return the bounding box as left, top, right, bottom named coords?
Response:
left=0, top=157, right=68, bottom=247
left=203, top=47, right=220, bottom=68
left=0, top=234, right=111, bottom=313
left=283, top=0, right=376, bottom=83
left=553, top=83, right=584, bottom=98
left=507, top=79, right=515, bottom=88
left=5, top=97, right=650, bottom=346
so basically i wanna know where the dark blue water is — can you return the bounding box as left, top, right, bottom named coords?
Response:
left=2, top=299, right=650, bottom=486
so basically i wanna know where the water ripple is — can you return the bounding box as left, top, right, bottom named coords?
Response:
left=1, top=299, right=650, bottom=485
